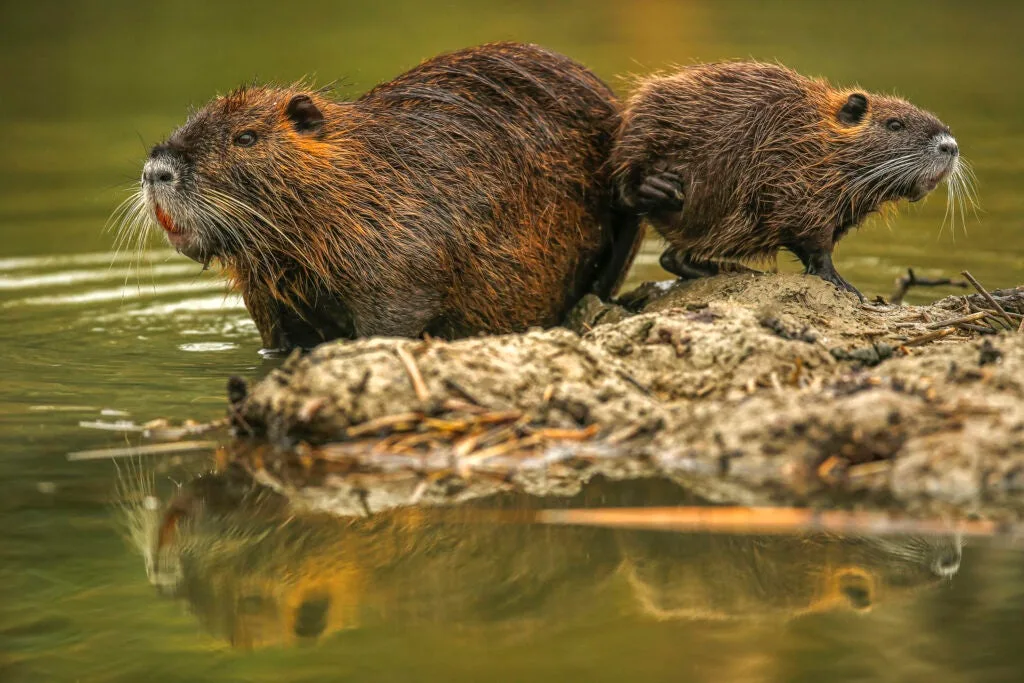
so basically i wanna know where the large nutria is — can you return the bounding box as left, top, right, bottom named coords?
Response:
left=611, top=62, right=968, bottom=299
left=130, top=43, right=641, bottom=350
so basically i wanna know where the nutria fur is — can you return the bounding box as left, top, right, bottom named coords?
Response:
left=134, top=43, right=641, bottom=349
left=611, top=62, right=966, bottom=299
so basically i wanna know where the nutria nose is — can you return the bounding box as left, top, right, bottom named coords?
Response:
left=932, top=547, right=962, bottom=577
left=142, top=158, right=179, bottom=186
left=936, top=135, right=959, bottom=157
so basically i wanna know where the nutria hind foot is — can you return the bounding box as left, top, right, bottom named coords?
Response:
left=636, top=171, right=684, bottom=214
left=799, top=249, right=865, bottom=301
left=659, top=249, right=762, bottom=281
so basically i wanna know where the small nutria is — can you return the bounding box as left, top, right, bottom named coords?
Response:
left=611, top=62, right=968, bottom=299
left=132, top=43, right=641, bottom=349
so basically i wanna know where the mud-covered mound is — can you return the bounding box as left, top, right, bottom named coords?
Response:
left=231, top=274, right=1024, bottom=520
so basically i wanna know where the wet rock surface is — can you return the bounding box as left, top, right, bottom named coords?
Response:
left=230, top=274, right=1024, bottom=520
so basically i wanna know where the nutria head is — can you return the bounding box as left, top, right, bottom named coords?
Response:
left=827, top=89, right=960, bottom=209
left=139, top=86, right=336, bottom=272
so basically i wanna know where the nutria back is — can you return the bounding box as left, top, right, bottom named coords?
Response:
left=612, top=62, right=965, bottom=298
left=135, top=43, right=640, bottom=349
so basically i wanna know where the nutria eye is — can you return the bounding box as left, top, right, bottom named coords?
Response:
left=886, top=119, right=905, bottom=132
left=234, top=130, right=258, bottom=147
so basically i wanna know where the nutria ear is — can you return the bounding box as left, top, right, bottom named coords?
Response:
left=286, top=95, right=324, bottom=134
left=837, top=572, right=873, bottom=611
left=837, top=93, right=868, bottom=125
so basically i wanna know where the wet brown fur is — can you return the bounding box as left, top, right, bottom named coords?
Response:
left=611, top=62, right=954, bottom=280
left=150, top=43, right=641, bottom=349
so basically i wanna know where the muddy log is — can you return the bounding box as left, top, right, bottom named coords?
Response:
left=228, top=274, right=1024, bottom=521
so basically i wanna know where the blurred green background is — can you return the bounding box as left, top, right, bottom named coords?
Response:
left=0, top=1, right=1022, bottom=681
left=1, top=0, right=1022, bottom=289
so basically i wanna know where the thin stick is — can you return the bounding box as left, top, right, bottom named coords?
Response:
left=534, top=506, right=998, bottom=538
left=472, top=410, right=524, bottom=425
left=903, top=327, right=956, bottom=347
left=531, top=424, right=602, bottom=441
left=925, top=311, right=989, bottom=330
left=396, top=346, right=430, bottom=402
left=969, top=300, right=1023, bottom=321
left=890, top=268, right=967, bottom=305
left=962, top=271, right=1015, bottom=329
left=605, top=423, right=645, bottom=445
left=452, top=428, right=488, bottom=458
left=460, top=434, right=543, bottom=464
left=442, top=378, right=482, bottom=406
left=959, top=323, right=997, bottom=336
left=441, top=398, right=488, bottom=414
left=345, top=412, right=424, bottom=438
left=68, top=440, right=218, bottom=461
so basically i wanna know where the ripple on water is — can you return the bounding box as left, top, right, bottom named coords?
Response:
left=0, top=249, right=180, bottom=272
left=178, top=342, right=240, bottom=352
left=0, top=263, right=200, bottom=291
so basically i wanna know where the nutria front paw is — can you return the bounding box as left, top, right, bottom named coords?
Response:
left=818, top=271, right=864, bottom=302
left=636, top=171, right=684, bottom=214
left=802, top=250, right=865, bottom=302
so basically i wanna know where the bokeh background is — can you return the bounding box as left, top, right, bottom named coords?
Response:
left=2, top=0, right=1022, bottom=290
left=1, top=2, right=1022, bottom=681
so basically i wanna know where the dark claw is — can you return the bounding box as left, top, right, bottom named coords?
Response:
left=801, top=249, right=864, bottom=301
left=659, top=249, right=719, bottom=280
left=636, top=171, right=684, bottom=213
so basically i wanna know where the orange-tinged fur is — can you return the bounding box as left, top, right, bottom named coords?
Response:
left=148, top=43, right=641, bottom=349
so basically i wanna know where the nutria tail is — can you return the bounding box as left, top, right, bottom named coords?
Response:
left=592, top=206, right=643, bottom=300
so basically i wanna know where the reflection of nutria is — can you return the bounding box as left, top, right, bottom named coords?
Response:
left=618, top=532, right=960, bottom=620
left=611, top=62, right=970, bottom=299
left=129, top=43, right=640, bottom=350
left=128, top=473, right=617, bottom=649
left=121, top=471, right=958, bottom=649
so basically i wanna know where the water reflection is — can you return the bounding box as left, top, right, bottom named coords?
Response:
left=127, top=468, right=961, bottom=650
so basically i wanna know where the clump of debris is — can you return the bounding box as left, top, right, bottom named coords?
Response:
left=218, top=274, right=1024, bottom=521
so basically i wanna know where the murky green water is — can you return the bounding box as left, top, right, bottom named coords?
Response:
left=1, top=1, right=1022, bottom=681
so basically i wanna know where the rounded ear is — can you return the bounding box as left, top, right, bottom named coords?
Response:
left=294, top=595, right=330, bottom=639
left=837, top=93, right=868, bottom=125
left=286, top=95, right=324, bottom=134
left=837, top=571, right=874, bottom=612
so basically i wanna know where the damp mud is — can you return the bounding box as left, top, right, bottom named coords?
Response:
left=225, top=274, right=1024, bottom=521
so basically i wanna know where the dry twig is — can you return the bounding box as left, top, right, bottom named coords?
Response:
left=396, top=345, right=430, bottom=402
left=962, top=271, right=1015, bottom=329
left=890, top=268, right=967, bottom=305
left=903, top=327, right=956, bottom=347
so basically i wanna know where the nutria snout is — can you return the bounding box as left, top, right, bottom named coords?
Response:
left=907, top=132, right=960, bottom=202
left=611, top=61, right=972, bottom=300
left=141, top=150, right=204, bottom=260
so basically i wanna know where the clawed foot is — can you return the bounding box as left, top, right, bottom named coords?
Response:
left=636, top=171, right=684, bottom=214
left=660, top=249, right=761, bottom=281
left=802, top=250, right=864, bottom=301
left=659, top=249, right=719, bottom=279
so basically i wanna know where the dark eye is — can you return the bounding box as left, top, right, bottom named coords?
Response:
left=886, top=119, right=904, bottom=132
left=233, top=130, right=258, bottom=147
